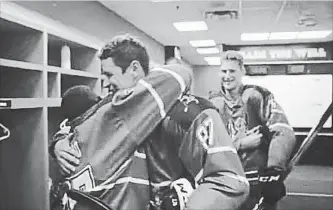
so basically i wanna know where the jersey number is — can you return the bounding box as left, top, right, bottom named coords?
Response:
left=196, top=118, right=214, bottom=148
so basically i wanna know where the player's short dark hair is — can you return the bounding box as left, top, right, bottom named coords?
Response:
left=99, top=34, right=150, bottom=75
left=61, top=85, right=101, bottom=121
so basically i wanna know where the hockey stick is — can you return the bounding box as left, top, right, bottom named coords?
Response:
left=253, top=101, right=333, bottom=210
left=288, top=101, right=333, bottom=170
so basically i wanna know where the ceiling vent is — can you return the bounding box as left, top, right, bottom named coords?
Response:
left=203, top=10, right=238, bottom=21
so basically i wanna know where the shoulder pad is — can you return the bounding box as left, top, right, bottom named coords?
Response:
left=243, top=85, right=272, bottom=97
left=167, top=94, right=217, bottom=130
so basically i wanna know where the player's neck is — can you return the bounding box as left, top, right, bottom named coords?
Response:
left=225, top=85, right=242, bottom=100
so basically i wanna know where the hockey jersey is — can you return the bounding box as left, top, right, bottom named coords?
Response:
left=50, top=64, right=192, bottom=209
left=94, top=94, right=249, bottom=210
left=209, top=85, right=296, bottom=209
left=146, top=94, right=249, bottom=210
left=209, top=85, right=296, bottom=173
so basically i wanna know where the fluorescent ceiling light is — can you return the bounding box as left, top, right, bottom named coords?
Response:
left=241, top=33, right=269, bottom=41
left=189, top=40, right=216, bottom=47
left=269, top=32, right=298, bottom=40
left=152, top=0, right=180, bottom=2
left=196, top=47, right=219, bottom=54
left=296, top=30, right=332, bottom=39
left=204, top=57, right=220, bottom=65
left=173, top=21, right=208, bottom=32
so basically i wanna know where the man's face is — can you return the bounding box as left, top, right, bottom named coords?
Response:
left=219, top=60, right=244, bottom=91
left=101, top=57, right=137, bottom=91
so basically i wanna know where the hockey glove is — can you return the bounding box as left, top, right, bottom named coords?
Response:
left=259, top=167, right=287, bottom=204
left=160, top=178, right=194, bottom=210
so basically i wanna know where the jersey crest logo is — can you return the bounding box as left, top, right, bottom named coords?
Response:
left=196, top=117, right=214, bottom=148
left=66, top=165, right=95, bottom=192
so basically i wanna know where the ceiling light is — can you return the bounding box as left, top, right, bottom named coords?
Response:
left=204, top=57, right=220, bottom=65
left=296, top=30, right=332, bottom=39
left=269, top=32, right=298, bottom=40
left=173, top=21, right=208, bottom=32
left=241, top=33, right=270, bottom=41
left=196, top=47, right=219, bottom=54
left=151, top=0, right=180, bottom=2
left=189, top=40, right=216, bottom=47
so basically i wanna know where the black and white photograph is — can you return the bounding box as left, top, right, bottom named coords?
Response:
left=0, top=1, right=332, bottom=210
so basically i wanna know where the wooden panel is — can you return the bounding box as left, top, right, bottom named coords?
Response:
left=60, top=74, right=99, bottom=96
left=48, top=66, right=100, bottom=79
left=71, top=47, right=101, bottom=73
left=47, top=72, right=60, bottom=98
left=0, top=108, right=48, bottom=210
left=0, top=58, right=43, bottom=71
left=48, top=34, right=100, bottom=72
left=0, top=67, right=43, bottom=98
left=0, top=31, right=43, bottom=64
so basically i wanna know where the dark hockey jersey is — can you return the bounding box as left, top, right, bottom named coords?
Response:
left=144, top=94, right=250, bottom=210
left=93, top=94, right=250, bottom=210
left=50, top=64, right=192, bottom=209
left=209, top=85, right=296, bottom=209
left=209, top=85, right=296, bottom=175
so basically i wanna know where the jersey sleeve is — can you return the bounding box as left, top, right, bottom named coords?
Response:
left=63, top=64, right=192, bottom=183
left=114, top=63, right=192, bottom=147
left=260, top=92, right=296, bottom=170
left=178, top=108, right=249, bottom=210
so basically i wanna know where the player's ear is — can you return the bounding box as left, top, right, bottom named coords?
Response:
left=241, top=66, right=246, bottom=75
left=130, top=60, right=144, bottom=78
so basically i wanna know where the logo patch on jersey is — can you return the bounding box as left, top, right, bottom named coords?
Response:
left=196, top=117, right=214, bottom=148
left=66, top=165, right=95, bottom=192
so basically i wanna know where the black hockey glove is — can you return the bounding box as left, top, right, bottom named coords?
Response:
left=259, top=166, right=287, bottom=204
left=160, top=178, right=194, bottom=210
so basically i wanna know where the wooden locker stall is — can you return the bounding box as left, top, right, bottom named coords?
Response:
left=0, top=2, right=103, bottom=209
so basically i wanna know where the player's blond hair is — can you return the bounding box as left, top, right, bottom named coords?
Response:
left=221, top=50, right=246, bottom=72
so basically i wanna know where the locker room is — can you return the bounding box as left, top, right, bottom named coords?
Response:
left=0, top=1, right=332, bottom=210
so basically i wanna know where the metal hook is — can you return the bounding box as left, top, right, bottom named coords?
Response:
left=0, top=123, right=10, bottom=142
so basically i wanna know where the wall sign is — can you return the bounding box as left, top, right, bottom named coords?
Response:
left=227, top=42, right=333, bottom=62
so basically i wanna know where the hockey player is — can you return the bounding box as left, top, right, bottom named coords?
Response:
left=50, top=34, right=249, bottom=210
left=209, top=50, right=296, bottom=210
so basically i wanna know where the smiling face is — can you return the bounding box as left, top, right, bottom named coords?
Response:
left=219, top=60, right=244, bottom=91
left=101, top=57, right=143, bottom=91
left=99, top=34, right=150, bottom=93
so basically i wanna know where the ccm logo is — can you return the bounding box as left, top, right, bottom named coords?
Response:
left=259, top=175, right=280, bottom=182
